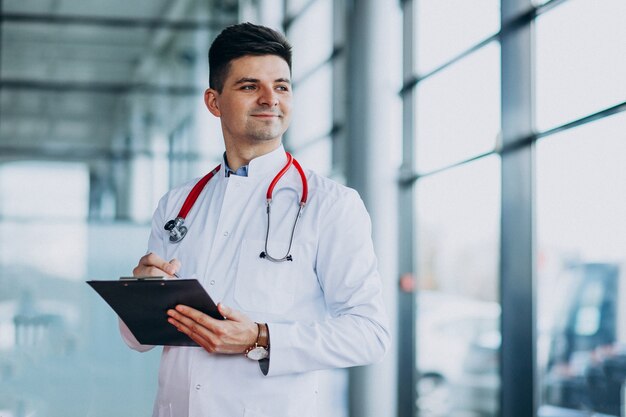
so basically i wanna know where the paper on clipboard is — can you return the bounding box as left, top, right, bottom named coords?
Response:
left=87, top=278, right=223, bottom=346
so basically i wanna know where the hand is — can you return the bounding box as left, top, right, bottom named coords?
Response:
left=167, top=303, right=258, bottom=354
left=133, top=252, right=180, bottom=278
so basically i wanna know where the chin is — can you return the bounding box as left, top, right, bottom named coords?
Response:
left=248, top=130, right=285, bottom=142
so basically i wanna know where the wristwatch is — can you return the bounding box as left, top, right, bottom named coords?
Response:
left=245, top=322, right=270, bottom=361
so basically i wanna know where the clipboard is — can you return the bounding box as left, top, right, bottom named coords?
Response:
left=87, top=278, right=223, bottom=346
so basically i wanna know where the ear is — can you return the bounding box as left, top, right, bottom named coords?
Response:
left=204, top=88, right=221, bottom=117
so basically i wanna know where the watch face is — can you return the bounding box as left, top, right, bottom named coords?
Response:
left=246, top=346, right=268, bottom=361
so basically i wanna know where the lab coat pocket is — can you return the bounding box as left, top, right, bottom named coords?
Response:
left=235, top=239, right=298, bottom=315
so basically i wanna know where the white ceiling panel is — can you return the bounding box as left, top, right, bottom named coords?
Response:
left=1, top=0, right=224, bottom=161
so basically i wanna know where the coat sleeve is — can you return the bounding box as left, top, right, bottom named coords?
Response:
left=265, top=189, right=391, bottom=376
left=118, top=194, right=170, bottom=353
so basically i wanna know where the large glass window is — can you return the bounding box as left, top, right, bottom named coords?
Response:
left=415, top=43, right=501, bottom=173
left=287, top=0, right=333, bottom=82
left=415, top=156, right=501, bottom=417
left=537, top=111, right=626, bottom=416
left=404, top=0, right=626, bottom=415
left=290, top=63, right=333, bottom=148
left=292, top=136, right=333, bottom=177
left=0, top=1, right=224, bottom=416
left=286, top=0, right=338, bottom=177
left=414, top=0, right=500, bottom=75
left=0, top=163, right=159, bottom=416
left=535, top=0, right=626, bottom=131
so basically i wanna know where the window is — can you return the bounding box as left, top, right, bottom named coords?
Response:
left=535, top=0, right=626, bottom=131
left=288, top=0, right=333, bottom=82
left=414, top=0, right=500, bottom=75
left=415, top=156, right=501, bottom=417
left=403, top=0, right=626, bottom=415
left=286, top=0, right=339, bottom=177
left=415, top=42, right=500, bottom=173
left=537, top=112, right=626, bottom=416
left=0, top=2, right=224, bottom=415
left=290, top=63, right=333, bottom=148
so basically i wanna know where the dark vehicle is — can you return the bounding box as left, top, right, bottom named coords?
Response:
left=543, top=263, right=626, bottom=416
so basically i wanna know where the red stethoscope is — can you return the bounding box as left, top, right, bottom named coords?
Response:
left=164, top=152, right=308, bottom=262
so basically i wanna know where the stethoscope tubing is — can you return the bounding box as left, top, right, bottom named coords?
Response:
left=164, top=152, right=308, bottom=263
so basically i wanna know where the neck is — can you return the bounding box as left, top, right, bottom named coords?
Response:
left=224, top=139, right=282, bottom=171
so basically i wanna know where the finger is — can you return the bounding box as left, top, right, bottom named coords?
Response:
left=168, top=316, right=217, bottom=351
left=217, top=303, right=230, bottom=320
left=139, top=252, right=165, bottom=267
left=136, top=253, right=178, bottom=277
left=217, top=303, right=245, bottom=323
left=167, top=258, right=181, bottom=276
left=150, top=254, right=176, bottom=276
left=170, top=305, right=223, bottom=334
left=133, top=264, right=169, bottom=278
left=168, top=309, right=216, bottom=342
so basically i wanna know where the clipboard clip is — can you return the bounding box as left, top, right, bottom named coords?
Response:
left=119, top=276, right=166, bottom=281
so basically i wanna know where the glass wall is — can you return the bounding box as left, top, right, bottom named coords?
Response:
left=415, top=42, right=500, bottom=173
left=406, top=0, right=502, bottom=416
left=403, top=0, right=626, bottom=415
left=0, top=1, right=230, bottom=415
left=537, top=112, right=626, bottom=416
left=285, top=0, right=338, bottom=177
left=535, top=1, right=626, bottom=414
left=0, top=162, right=159, bottom=416
left=415, top=157, right=501, bottom=416
left=534, top=0, right=626, bottom=132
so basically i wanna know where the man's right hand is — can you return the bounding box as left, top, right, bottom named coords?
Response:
left=133, top=252, right=181, bottom=278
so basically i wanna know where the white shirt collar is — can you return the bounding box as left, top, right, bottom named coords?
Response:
left=222, top=144, right=288, bottom=180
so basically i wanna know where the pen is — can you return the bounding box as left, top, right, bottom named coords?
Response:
left=173, top=272, right=180, bottom=278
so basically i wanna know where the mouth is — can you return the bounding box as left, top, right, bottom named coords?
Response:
left=251, top=113, right=281, bottom=118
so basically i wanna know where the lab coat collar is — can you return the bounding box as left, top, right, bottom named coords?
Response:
left=224, top=144, right=288, bottom=180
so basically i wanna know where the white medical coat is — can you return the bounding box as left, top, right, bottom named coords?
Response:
left=120, top=145, right=390, bottom=417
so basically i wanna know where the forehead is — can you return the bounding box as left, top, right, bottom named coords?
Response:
left=224, top=55, right=291, bottom=82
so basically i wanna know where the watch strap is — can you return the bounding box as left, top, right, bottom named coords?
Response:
left=244, top=323, right=270, bottom=360
left=256, top=322, right=269, bottom=349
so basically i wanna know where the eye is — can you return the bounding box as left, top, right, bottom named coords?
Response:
left=276, top=85, right=290, bottom=92
left=240, top=84, right=256, bottom=91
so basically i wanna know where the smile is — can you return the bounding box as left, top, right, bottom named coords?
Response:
left=251, top=113, right=281, bottom=118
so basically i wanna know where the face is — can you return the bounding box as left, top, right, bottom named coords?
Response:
left=204, top=55, right=292, bottom=147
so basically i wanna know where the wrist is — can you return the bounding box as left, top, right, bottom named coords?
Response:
left=245, top=322, right=270, bottom=361
left=256, top=322, right=269, bottom=349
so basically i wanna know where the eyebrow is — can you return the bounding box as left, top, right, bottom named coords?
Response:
left=234, top=77, right=291, bottom=85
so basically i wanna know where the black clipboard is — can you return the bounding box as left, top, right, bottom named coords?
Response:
left=87, top=278, right=223, bottom=346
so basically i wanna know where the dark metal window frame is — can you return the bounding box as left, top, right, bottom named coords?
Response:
left=398, top=0, right=626, bottom=416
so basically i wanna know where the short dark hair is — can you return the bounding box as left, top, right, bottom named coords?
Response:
left=208, top=22, right=292, bottom=92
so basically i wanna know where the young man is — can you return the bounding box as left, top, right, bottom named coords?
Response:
left=122, top=22, right=390, bottom=417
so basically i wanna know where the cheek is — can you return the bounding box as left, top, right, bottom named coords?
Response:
left=281, top=100, right=293, bottom=116
left=221, top=103, right=246, bottom=122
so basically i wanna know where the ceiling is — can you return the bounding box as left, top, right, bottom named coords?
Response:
left=0, top=0, right=238, bottom=162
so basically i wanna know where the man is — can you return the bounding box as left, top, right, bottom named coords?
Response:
left=122, top=22, right=390, bottom=417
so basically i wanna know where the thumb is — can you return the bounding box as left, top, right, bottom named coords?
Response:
left=217, top=303, right=242, bottom=322
left=167, top=258, right=181, bottom=275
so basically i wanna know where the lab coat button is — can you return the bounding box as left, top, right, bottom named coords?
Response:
left=210, top=280, right=215, bottom=286
left=195, top=384, right=201, bottom=390
left=223, top=231, right=229, bottom=237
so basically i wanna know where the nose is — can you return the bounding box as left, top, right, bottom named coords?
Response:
left=258, top=86, right=278, bottom=107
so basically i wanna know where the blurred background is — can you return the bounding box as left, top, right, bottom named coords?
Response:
left=0, top=0, right=625, bottom=416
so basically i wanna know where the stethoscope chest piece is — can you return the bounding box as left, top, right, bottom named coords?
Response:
left=164, top=216, right=188, bottom=243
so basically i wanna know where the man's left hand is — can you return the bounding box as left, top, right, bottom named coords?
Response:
left=167, top=303, right=257, bottom=354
